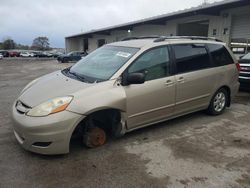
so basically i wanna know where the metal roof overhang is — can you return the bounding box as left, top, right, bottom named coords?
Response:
left=65, top=0, right=250, bottom=39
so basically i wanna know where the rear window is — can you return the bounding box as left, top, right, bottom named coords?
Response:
left=207, top=44, right=234, bottom=66
left=173, top=44, right=211, bottom=74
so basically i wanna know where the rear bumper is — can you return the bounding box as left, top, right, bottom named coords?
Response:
left=231, top=81, right=240, bottom=99
left=12, top=105, right=84, bottom=155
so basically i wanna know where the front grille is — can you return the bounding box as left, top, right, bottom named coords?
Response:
left=15, top=100, right=31, bottom=114
left=239, top=64, right=250, bottom=79
left=240, top=66, right=250, bottom=72
left=240, top=63, right=250, bottom=73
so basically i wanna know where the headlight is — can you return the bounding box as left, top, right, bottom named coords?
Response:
left=21, top=78, right=39, bottom=94
left=27, top=96, right=73, bottom=117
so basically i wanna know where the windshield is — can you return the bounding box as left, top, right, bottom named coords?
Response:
left=242, top=53, right=250, bottom=60
left=67, top=52, right=75, bottom=56
left=69, top=45, right=139, bottom=82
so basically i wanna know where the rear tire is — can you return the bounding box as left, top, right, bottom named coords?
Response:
left=207, top=88, right=228, bottom=115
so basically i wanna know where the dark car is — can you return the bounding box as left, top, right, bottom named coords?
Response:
left=57, top=51, right=87, bottom=63
left=33, top=52, right=49, bottom=58
left=51, top=52, right=64, bottom=58
left=0, top=50, right=9, bottom=57
left=239, top=53, right=250, bottom=90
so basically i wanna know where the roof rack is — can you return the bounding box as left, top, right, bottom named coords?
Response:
left=153, top=36, right=222, bottom=42
left=121, top=35, right=222, bottom=42
left=121, top=36, right=161, bottom=41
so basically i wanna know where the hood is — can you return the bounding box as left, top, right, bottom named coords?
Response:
left=19, top=71, right=93, bottom=107
left=57, top=55, right=68, bottom=60
left=239, top=59, right=250, bottom=64
left=59, top=54, right=69, bottom=58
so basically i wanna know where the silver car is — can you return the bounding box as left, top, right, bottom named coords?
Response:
left=12, top=36, right=240, bottom=155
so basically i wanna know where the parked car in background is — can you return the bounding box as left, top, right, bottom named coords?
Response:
left=9, top=51, right=20, bottom=57
left=33, top=52, right=45, bottom=58
left=20, top=52, right=34, bottom=57
left=51, top=51, right=64, bottom=58
left=57, top=51, right=87, bottom=63
left=0, top=50, right=9, bottom=57
left=33, top=51, right=53, bottom=58
left=239, top=53, right=250, bottom=89
left=12, top=36, right=239, bottom=155
left=44, top=52, right=54, bottom=57
left=0, top=54, right=3, bottom=59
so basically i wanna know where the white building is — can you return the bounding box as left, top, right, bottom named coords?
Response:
left=65, top=0, right=250, bottom=53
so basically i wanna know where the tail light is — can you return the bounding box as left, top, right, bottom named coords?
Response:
left=236, top=62, right=240, bottom=72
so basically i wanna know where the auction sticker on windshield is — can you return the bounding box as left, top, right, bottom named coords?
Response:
left=116, top=52, right=131, bottom=58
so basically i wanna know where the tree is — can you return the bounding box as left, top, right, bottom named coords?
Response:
left=2, top=38, right=16, bottom=49
left=32, top=36, right=50, bottom=51
left=16, top=44, right=29, bottom=50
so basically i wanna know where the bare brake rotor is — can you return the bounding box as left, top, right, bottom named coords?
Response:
left=83, top=127, right=106, bottom=148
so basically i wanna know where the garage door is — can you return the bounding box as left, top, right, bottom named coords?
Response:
left=231, top=14, right=250, bottom=40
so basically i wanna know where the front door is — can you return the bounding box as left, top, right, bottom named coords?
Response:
left=123, top=46, right=176, bottom=129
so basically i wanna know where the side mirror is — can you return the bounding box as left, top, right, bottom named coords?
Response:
left=124, top=72, right=145, bottom=85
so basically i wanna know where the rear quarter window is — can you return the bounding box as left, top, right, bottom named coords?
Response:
left=207, top=44, right=234, bottom=66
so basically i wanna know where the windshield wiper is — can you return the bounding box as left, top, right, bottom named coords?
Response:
left=68, top=70, right=86, bottom=82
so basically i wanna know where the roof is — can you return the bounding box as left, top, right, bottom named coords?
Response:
left=66, top=0, right=250, bottom=39
left=108, top=36, right=225, bottom=48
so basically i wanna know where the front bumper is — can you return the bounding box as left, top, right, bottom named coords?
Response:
left=239, top=76, right=250, bottom=89
left=12, top=105, right=84, bottom=155
left=57, top=57, right=63, bottom=61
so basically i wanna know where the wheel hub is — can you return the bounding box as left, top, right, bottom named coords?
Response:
left=213, top=92, right=226, bottom=112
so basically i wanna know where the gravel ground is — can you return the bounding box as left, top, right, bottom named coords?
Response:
left=0, top=58, right=250, bottom=188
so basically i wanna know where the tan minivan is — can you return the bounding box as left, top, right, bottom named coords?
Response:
left=12, top=36, right=240, bottom=155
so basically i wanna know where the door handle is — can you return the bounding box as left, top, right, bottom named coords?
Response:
left=165, top=80, right=174, bottom=86
left=177, top=77, right=185, bottom=83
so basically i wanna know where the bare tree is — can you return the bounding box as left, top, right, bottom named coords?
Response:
left=32, top=36, right=50, bottom=51
left=2, top=38, right=16, bottom=50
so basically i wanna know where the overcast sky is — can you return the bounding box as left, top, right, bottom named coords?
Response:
left=0, top=0, right=222, bottom=48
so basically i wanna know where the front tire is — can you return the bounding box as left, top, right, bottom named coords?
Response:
left=207, top=88, right=228, bottom=115
left=62, top=58, right=68, bottom=63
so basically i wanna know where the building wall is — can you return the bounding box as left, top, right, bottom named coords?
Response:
left=132, top=24, right=168, bottom=36
left=65, top=37, right=82, bottom=52
left=208, top=5, right=250, bottom=45
left=225, top=5, right=250, bottom=42
left=65, top=5, right=250, bottom=53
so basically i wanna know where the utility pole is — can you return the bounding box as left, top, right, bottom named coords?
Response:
left=203, top=0, right=208, bottom=5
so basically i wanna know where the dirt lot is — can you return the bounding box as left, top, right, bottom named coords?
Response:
left=0, top=58, right=250, bottom=188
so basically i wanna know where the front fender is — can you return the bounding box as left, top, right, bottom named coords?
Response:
left=67, top=80, right=126, bottom=115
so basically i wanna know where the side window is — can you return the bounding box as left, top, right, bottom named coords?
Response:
left=173, top=44, right=211, bottom=74
left=207, top=44, right=234, bottom=66
left=128, top=46, right=170, bottom=81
